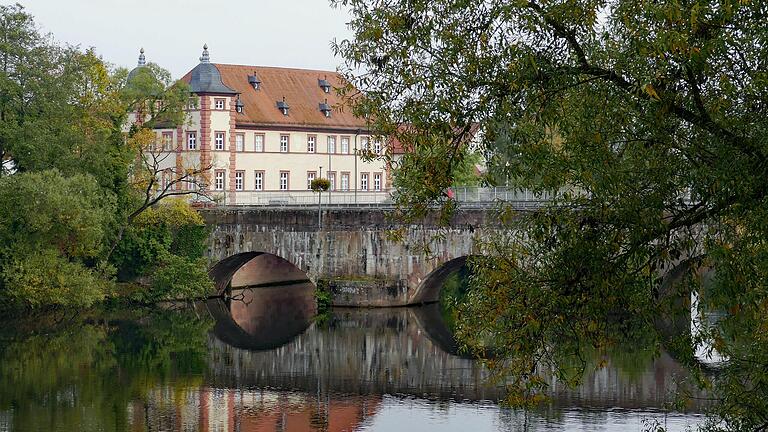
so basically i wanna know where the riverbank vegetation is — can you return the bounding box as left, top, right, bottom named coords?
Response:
left=334, top=0, right=768, bottom=429
left=0, top=4, right=212, bottom=311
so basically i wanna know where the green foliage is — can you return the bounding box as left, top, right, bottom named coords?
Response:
left=111, top=199, right=212, bottom=301
left=310, top=177, right=331, bottom=192
left=451, top=151, right=484, bottom=187
left=0, top=170, right=115, bottom=308
left=137, top=254, right=212, bottom=303
left=0, top=170, right=113, bottom=258
left=335, top=0, right=768, bottom=426
left=438, top=266, right=472, bottom=333
left=1, top=248, right=111, bottom=308
left=0, top=6, right=206, bottom=309
left=314, top=280, right=332, bottom=312
left=0, top=3, right=130, bottom=189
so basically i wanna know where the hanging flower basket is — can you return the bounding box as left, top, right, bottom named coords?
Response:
left=310, top=178, right=331, bottom=192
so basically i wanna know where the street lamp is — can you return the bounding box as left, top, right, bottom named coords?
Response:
left=318, top=166, right=323, bottom=228
left=354, top=128, right=360, bottom=205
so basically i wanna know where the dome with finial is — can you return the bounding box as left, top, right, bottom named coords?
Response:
left=127, top=47, right=148, bottom=82
left=187, top=43, right=237, bottom=94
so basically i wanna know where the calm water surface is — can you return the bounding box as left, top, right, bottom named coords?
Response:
left=0, top=283, right=704, bottom=431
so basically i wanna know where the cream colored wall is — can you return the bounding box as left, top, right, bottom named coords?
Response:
left=151, top=129, right=178, bottom=171
left=139, top=95, right=389, bottom=195
left=207, top=129, right=387, bottom=192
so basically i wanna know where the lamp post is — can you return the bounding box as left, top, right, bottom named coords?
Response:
left=318, top=166, right=323, bottom=228
left=328, top=148, right=332, bottom=205
left=354, top=128, right=360, bottom=205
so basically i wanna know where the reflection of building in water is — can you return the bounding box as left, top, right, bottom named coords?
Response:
left=127, top=386, right=380, bottom=432
left=122, top=306, right=705, bottom=431
left=207, top=307, right=706, bottom=409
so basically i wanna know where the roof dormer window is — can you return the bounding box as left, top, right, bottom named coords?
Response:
left=248, top=73, right=261, bottom=90
left=235, top=96, right=244, bottom=113
left=276, top=97, right=290, bottom=116
left=319, top=99, right=332, bottom=118
left=318, top=77, right=331, bottom=93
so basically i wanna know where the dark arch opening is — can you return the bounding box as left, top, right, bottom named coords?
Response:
left=407, top=256, right=479, bottom=359
left=207, top=252, right=317, bottom=351
left=410, top=255, right=471, bottom=304
left=209, top=252, right=311, bottom=296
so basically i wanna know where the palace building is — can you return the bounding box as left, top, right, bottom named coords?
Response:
left=128, top=45, right=389, bottom=205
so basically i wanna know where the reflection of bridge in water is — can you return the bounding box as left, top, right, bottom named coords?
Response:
left=205, top=295, right=705, bottom=410
left=123, top=290, right=705, bottom=432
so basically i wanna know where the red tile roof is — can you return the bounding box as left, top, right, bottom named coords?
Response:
left=183, top=63, right=370, bottom=132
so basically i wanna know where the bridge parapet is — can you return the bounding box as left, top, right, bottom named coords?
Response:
left=202, top=207, right=496, bottom=305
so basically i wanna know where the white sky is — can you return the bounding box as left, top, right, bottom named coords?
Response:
left=15, top=0, right=354, bottom=78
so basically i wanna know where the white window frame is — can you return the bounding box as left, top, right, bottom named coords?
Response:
left=280, top=135, right=290, bottom=153
left=374, top=139, right=382, bottom=155
left=215, top=171, right=225, bottom=191
left=328, top=172, right=336, bottom=191
left=374, top=173, right=381, bottom=191
left=162, top=132, right=173, bottom=151
left=215, top=132, right=225, bottom=151
left=186, top=177, right=198, bottom=191
left=360, top=137, right=369, bottom=151
left=279, top=171, right=289, bottom=190
left=361, top=173, right=369, bottom=191
left=307, top=135, right=316, bottom=153
left=214, top=98, right=225, bottom=110
left=341, top=172, right=349, bottom=191
left=307, top=171, right=316, bottom=190
left=327, top=136, right=336, bottom=154
left=187, top=132, right=197, bottom=150
left=341, top=137, right=350, bottom=154
left=235, top=171, right=244, bottom=191
left=254, top=171, right=263, bottom=191
left=254, top=133, right=264, bottom=152
left=235, top=134, right=244, bottom=152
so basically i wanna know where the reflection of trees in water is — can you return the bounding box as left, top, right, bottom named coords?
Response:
left=0, top=308, right=212, bottom=431
left=0, top=301, right=707, bottom=431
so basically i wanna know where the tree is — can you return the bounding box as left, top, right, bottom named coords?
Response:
left=0, top=170, right=114, bottom=309
left=333, top=0, right=768, bottom=427
left=0, top=5, right=213, bottom=309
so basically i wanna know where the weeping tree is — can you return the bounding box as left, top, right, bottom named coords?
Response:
left=333, top=0, right=768, bottom=427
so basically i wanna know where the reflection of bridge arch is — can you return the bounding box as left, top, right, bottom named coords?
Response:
left=207, top=288, right=315, bottom=351
left=409, top=255, right=470, bottom=304
left=410, top=303, right=470, bottom=358
left=209, top=252, right=311, bottom=296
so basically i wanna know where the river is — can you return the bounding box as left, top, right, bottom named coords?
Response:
left=0, top=282, right=705, bottom=431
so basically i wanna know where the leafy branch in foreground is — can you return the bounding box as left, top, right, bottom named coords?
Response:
left=334, top=0, right=768, bottom=427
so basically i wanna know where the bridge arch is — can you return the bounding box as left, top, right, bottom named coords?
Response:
left=209, top=251, right=311, bottom=296
left=409, top=255, right=471, bottom=304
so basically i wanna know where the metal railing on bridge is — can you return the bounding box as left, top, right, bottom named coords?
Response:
left=198, top=187, right=558, bottom=209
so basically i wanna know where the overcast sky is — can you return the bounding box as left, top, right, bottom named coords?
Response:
left=16, top=0, right=354, bottom=78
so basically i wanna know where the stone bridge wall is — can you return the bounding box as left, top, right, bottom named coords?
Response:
left=201, top=208, right=495, bottom=305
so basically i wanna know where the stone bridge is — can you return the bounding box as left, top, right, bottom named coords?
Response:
left=201, top=208, right=496, bottom=306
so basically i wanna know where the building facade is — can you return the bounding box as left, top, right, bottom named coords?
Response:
left=129, top=45, right=389, bottom=205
